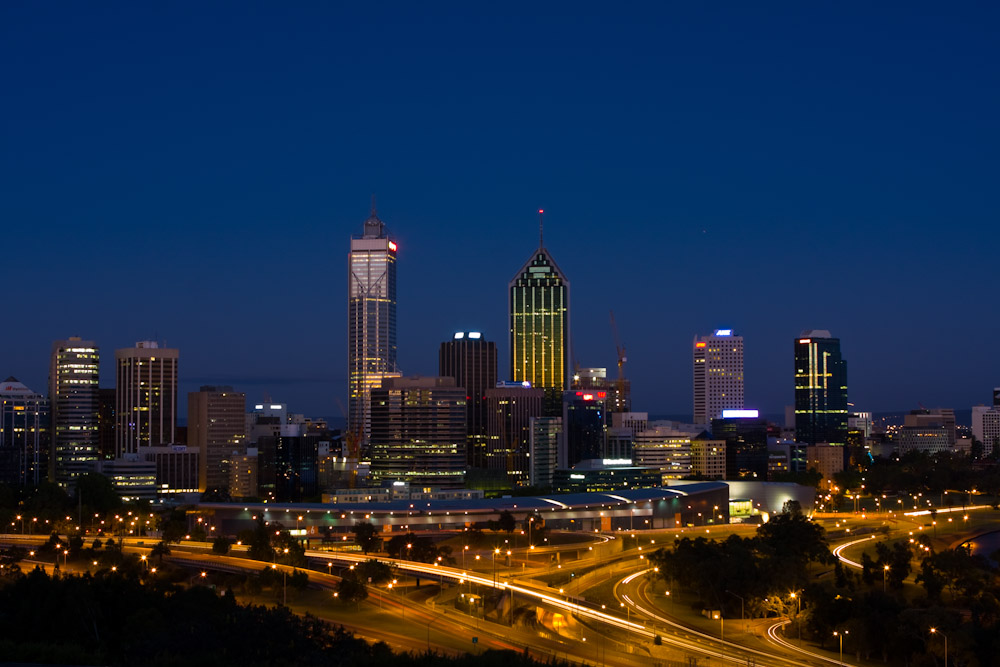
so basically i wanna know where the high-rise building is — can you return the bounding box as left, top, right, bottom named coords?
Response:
left=561, top=390, right=608, bottom=467
left=572, top=367, right=630, bottom=414
left=529, top=416, right=562, bottom=488
left=509, top=217, right=569, bottom=414
left=369, top=376, right=466, bottom=489
left=0, top=377, right=49, bottom=486
left=97, top=388, right=116, bottom=460
left=348, top=203, right=399, bottom=452
left=115, top=341, right=179, bottom=456
left=188, top=386, right=247, bottom=492
left=486, top=382, right=544, bottom=485
left=794, top=331, right=848, bottom=447
left=48, top=338, right=100, bottom=489
left=633, top=424, right=701, bottom=480
left=972, top=388, right=1000, bottom=456
left=712, top=413, right=769, bottom=480
left=693, top=329, right=744, bottom=425
left=439, top=332, right=497, bottom=469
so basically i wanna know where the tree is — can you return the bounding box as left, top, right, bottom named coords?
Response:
left=356, top=559, right=394, bottom=586
left=336, top=571, right=368, bottom=603
left=352, top=522, right=380, bottom=555
left=212, top=536, right=233, bottom=555
left=75, top=473, right=121, bottom=515
left=497, top=510, right=516, bottom=535
left=150, top=540, right=171, bottom=563
left=157, top=508, right=187, bottom=544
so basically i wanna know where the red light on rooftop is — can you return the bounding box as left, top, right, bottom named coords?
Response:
left=538, top=209, right=544, bottom=214
left=597, top=392, right=606, bottom=399
left=695, top=342, right=706, bottom=348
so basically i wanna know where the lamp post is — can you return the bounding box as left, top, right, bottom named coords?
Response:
left=620, top=602, right=632, bottom=652
left=726, top=590, right=745, bottom=633
left=883, top=564, right=890, bottom=593
left=930, top=628, right=948, bottom=667
left=833, top=630, right=849, bottom=665
left=790, top=591, right=801, bottom=639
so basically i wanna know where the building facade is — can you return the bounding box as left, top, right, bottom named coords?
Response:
left=529, top=416, right=561, bottom=488
left=188, top=386, right=247, bottom=492
left=439, top=332, right=497, bottom=469
left=0, top=377, right=49, bottom=486
left=561, top=390, right=608, bottom=467
left=348, top=204, right=398, bottom=452
left=369, top=376, right=467, bottom=489
left=486, top=382, right=544, bottom=485
left=693, top=329, right=744, bottom=425
left=115, top=341, right=178, bottom=456
left=794, top=330, right=848, bottom=447
left=509, top=235, right=569, bottom=415
left=48, top=338, right=100, bottom=490
left=972, top=390, right=1000, bottom=456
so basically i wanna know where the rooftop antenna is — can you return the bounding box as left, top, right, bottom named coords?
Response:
left=538, top=209, right=544, bottom=248
left=371, top=194, right=377, bottom=217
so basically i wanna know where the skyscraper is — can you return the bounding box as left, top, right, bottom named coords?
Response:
left=348, top=202, right=398, bottom=452
left=794, top=330, right=848, bottom=447
left=48, top=338, right=100, bottom=489
left=0, top=377, right=48, bottom=486
left=188, top=385, right=247, bottom=492
left=115, top=341, right=179, bottom=456
left=693, top=329, right=744, bottom=425
left=509, top=212, right=569, bottom=414
left=486, top=381, right=543, bottom=485
left=369, top=376, right=466, bottom=489
left=439, top=332, right=497, bottom=470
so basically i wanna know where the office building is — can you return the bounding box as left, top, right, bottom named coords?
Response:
left=509, top=221, right=570, bottom=414
left=229, top=448, right=259, bottom=499
left=48, top=338, right=100, bottom=490
left=439, top=332, right=497, bottom=469
left=552, top=459, right=662, bottom=494
left=888, top=426, right=951, bottom=456
left=805, top=444, right=844, bottom=490
left=572, top=367, right=630, bottom=413
left=95, top=455, right=157, bottom=501
left=188, top=386, right=247, bottom=492
left=529, top=416, right=561, bottom=487
left=794, top=331, right=848, bottom=447
left=712, top=412, right=770, bottom=480
left=348, top=203, right=399, bottom=451
left=369, top=376, right=467, bottom=489
left=690, top=437, right=727, bottom=479
left=972, top=389, right=1000, bottom=456
left=115, top=341, right=178, bottom=456
left=561, top=390, right=608, bottom=467
left=143, top=445, right=200, bottom=495
left=633, top=424, right=702, bottom=480
left=0, top=377, right=49, bottom=486
left=486, top=382, right=543, bottom=485
left=693, top=329, right=744, bottom=425
left=97, top=388, right=116, bottom=460
left=904, top=408, right=956, bottom=445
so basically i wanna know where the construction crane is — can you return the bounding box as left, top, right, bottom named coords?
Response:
left=609, top=310, right=628, bottom=411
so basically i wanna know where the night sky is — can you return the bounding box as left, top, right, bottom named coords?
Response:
left=2, top=3, right=997, bottom=421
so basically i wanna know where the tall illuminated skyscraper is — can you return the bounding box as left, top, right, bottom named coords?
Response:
left=509, top=211, right=569, bottom=414
left=348, top=202, right=399, bottom=451
left=115, top=341, right=179, bottom=456
left=48, top=338, right=100, bottom=489
left=693, top=329, right=744, bottom=425
left=794, top=330, right=848, bottom=447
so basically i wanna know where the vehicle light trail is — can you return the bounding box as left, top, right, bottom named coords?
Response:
left=831, top=536, right=875, bottom=569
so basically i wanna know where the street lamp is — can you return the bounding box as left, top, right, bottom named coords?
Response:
left=930, top=628, right=948, bottom=667
left=726, top=590, right=745, bottom=633
left=883, top=564, right=890, bottom=593
left=833, top=630, right=849, bottom=665
left=790, top=591, right=801, bottom=639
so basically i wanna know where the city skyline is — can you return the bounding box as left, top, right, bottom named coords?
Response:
left=2, top=4, right=998, bottom=418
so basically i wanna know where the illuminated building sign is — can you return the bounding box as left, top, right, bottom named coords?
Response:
left=695, top=342, right=706, bottom=348
left=722, top=409, right=760, bottom=419
left=798, top=339, right=811, bottom=344
left=388, top=240, right=398, bottom=252
left=714, top=329, right=733, bottom=336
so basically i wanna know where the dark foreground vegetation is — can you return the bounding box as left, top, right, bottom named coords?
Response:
left=0, top=567, right=550, bottom=667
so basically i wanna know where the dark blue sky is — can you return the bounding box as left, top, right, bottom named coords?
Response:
left=2, top=3, right=997, bottom=421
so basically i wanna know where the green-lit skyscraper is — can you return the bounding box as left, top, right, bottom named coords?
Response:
left=794, top=330, right=848, bottom=447
left=509, top=211, right=569, bottom=414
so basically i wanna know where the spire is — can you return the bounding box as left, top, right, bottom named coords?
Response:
left=538, top=209, right=544, bottom=248
left=371, top=193, right=377, bottom=218
left=362, top=195, right=386, bottom=239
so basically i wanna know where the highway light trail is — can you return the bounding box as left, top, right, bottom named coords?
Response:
left=831, top=536, right=875, bottom=569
